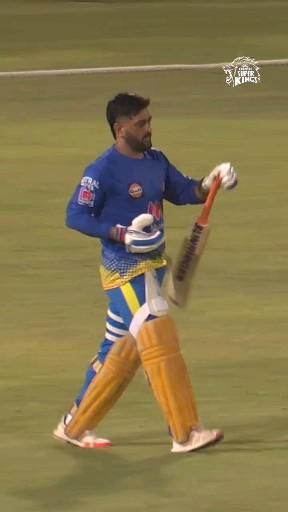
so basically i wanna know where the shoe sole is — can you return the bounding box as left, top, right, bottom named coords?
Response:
left=188, top=430, right=224, bottom=452
left=53, top=431, right=112, bottom=449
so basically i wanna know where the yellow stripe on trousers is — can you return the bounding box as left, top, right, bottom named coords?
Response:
left=121, top=282, right=141, bottom=315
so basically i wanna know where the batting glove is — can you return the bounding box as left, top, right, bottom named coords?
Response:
left=112, top=214, right=165, bottom=254
left=202, top=162, right=238, bottom=191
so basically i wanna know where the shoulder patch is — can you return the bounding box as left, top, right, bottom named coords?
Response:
left=78, top=187, right=95, bottom=206
left=80, top=176, right=100, bottom=190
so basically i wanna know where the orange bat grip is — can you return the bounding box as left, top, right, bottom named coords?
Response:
left=197, top=175, right=222, bottom=225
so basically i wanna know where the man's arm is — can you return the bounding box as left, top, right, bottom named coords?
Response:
left=66, top=169, right=114, bottom=239
left=162, top=154, right=208, bottom=205
left=66, top=169, right=165, bottom=249
left=163, top=154, right=237, bottom=205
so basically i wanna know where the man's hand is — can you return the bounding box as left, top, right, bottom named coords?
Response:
left=202, top=162, right=238, bottom=192
left=110, top=214, right=165, bottom=253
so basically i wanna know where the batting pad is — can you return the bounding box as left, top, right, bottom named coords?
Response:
left=65, top=335, right=140, bottom=439
left=137, top=315, right=199, bottom=443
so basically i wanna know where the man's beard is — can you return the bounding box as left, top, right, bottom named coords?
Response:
left=124, top=132, right=152, bottom=153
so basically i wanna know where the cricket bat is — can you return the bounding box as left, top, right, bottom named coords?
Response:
left=167, top=175, right=222, bottom=308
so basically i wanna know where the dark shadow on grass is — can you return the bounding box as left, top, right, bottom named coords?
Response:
left=11, top=431, right=225, bottom=511
left=11, top=442, right=176, bottom=511
left=11, top=414, right=288, bottom=510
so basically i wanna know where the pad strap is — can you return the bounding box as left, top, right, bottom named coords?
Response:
left=129, top=270, right=169, bottom=337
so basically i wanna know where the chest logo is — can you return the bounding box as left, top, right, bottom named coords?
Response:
left=128, top=183, right=143, bottom=199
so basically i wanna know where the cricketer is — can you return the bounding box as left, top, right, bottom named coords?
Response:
left=53, top=93, right=238, bottom=453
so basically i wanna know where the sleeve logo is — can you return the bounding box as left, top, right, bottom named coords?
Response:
left=80, top=176, right=100, bottom=190
left=77, top=175, right=99, bottom=206
left=78, top=187, right=95, bottom=206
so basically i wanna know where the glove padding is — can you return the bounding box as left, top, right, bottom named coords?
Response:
left=124, top=214, right=164, bottom=254
left=202, top=162, right=238, bottom=191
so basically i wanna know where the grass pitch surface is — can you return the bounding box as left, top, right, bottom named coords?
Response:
left=1, top=1, right=288, bottom=511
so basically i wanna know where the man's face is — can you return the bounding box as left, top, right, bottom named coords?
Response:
left=116, top=108, right=152, bottom=152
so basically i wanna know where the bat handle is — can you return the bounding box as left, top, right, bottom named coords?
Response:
left=198, top=175, right=222, bottom=225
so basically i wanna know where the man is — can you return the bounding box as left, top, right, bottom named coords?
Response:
left=53, top=93, right=237, bottom=453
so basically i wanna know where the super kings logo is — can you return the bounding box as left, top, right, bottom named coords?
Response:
left=147, top=201, right=163, bottom=222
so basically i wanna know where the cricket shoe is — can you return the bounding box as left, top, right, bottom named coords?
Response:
left=53, top=416, right=112, bottom=449
left=171, top=426, right=224, bottom=453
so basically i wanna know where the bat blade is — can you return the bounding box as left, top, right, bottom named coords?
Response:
left=167, top=222, right=210, bottom=308
left=166, top=176, right=221, bottom=308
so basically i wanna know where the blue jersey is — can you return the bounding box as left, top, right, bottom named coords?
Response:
left=66, top=146, right=204, bottom=289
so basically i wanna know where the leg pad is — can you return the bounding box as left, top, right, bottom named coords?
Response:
left=137, top=315, right=199, bottom=443
left=65, top=335, right=140, bottom=439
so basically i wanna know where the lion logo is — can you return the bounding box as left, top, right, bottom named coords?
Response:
left=223, top=57, right=261, bottom=87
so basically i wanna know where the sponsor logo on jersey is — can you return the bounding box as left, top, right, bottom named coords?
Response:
left=80, top=176, right=100, bottom=190
left=78, top=187, right=95, bottom=206
left=148, top=201, right=162, bottom=221
left=128, top=183, right=143, bottom=198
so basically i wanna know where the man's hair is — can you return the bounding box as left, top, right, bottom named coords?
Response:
left=106, top=93, right=150, bottom=138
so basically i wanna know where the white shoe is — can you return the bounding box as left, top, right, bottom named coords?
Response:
left=171, top=426, right=224, bottom=453
left=53, top=417, right=112, bottom=449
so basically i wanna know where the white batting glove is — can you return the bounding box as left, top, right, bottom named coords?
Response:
left=202, top=162, right=238, bottom=191
left=114, top=214, right=165, bottom=254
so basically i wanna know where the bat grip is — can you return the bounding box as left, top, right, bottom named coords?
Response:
left=198, top=175, right=222, bottom=225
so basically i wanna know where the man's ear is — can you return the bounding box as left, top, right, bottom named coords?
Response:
left=114, top=121, right=124, bottom=139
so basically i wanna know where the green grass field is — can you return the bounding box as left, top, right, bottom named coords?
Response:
left=1, top=1, right=288, bottom=511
